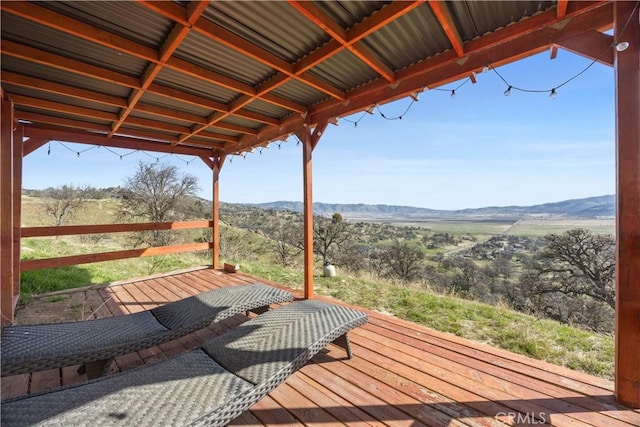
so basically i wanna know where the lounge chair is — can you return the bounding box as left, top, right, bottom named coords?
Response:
left=1, top=300, right=368, bottom=427
left=1, top=283, right=294, bottom=378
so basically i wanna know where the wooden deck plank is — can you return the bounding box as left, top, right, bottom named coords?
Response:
left=354, top=324, right=637, bottom=426
left=5, top=268, right=637, bottom=427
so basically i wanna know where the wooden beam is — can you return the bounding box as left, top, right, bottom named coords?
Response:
left=22, top=127, right=213, bottom=157
left=212, top=154, right=225, bottom=269
left=22, top=221, right=212, bottom=238
left=22, top=137, right=49, bottom=157
left=429, top=1, right=465, bottom=56
left=109, top=0, right=210, bottom=136
left=557, top=30, right=615, bottom=67
left=1, top=96, right=14, bottom=325
left=550, top=45, right=559, bottom=60
left=21, top=242, right=212, bottom=272
left=193, top=17, right=345, bottom=100
left=557, top=0, right=569, bottom=19
left=10, top=94, right=118, bottom=122
left=293, top=1, right=424, bottom=74
left=0, top=72, right=128, bottom=108
left=12, top=125, right=22, bottom=302
left=1, top=40, right=140, bottom=89
left=288, top=0, right=395, bottom=82
left=614, top=0, right=640, bottom=409
left=297, top=125, right=314, bottom=299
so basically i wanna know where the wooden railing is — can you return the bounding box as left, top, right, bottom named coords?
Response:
left=21, top=220, right=213, bottom=271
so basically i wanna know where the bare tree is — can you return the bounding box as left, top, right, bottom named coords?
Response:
left=44, top=184, right=87, bottom=227
left=271, top=221, right=302, bottom=267
left=521, top=228, right=616, bottom=309
left=119, top=161, right=199, bottom=246
left=379, top=241, right=425, bottom=283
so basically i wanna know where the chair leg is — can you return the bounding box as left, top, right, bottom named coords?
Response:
left=84, top=358, right=113, bottom=379
left=247, top=305, right=269, bottom=316
left=332, top=333, right=353, bottom=359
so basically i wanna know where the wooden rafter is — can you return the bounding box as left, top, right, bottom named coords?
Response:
left=109, top=0, right=210, bottom=136
left=288, top=0, right=395, bottom=82
left=557, top=0, right=569, bottom=19
left=429, top=1, right=465, bottom=57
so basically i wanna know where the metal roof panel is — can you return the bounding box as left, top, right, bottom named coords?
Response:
left=155, top=67, right=239, bottom=104
left=0, top=13, right=148, bottom=77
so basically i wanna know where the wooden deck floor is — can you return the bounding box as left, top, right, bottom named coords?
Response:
left=2, top=267, right=638, bottom=426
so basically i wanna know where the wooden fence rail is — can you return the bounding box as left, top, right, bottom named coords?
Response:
left=20, top=221, right=213, bottom=271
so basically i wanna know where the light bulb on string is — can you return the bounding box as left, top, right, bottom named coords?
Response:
left=450, top=90, right=456, bottom=99
left=615, top=41, right=629, bottom=52
left=504, top=86, right=512, bottom=96
left=549, top=88, right=557, bottom=100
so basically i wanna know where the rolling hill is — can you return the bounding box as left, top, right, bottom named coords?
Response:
left=243, top=195, right=615, bottom=220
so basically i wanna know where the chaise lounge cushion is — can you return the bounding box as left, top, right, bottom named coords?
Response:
left=1, top=300, right=368, bottom=427
left=1, top=283, right=294, bottom=377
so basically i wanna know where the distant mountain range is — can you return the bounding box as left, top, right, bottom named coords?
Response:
left=242, top=195, right=615, bottom=220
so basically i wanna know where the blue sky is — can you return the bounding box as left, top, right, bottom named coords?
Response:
left=23, top=49, right=615, bottom=210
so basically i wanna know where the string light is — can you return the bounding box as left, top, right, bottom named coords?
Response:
left=450, top=90, right=456, bottom=99
left=549, top=88, right=558, bottom=100
left=504, top=86, right=512, bottom=96
left=614, top=41, right=629, bottom=52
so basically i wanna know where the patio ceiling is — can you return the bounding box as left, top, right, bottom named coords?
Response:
left=0, top=1, right=615, bottom=158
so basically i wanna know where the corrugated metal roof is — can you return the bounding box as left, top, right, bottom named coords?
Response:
left=243, top=99, right=291, bottom=119
left=271, top=79, right=330, bottom=107
left=0, top=55, right=132, bottom=99
left=219, top=115, right=263, bottom=130
left=449, top=1, right=554, bottom=41
left=16, top=106, right=113, bottom=127
left=316, top=1, right=391, bottom=30
left=0, top=13, right=147, bottom=77
left=175, top=31, right=274, bottom=87
left=139, top=92, right=212, bottom=117
left=128, top=110, right=194, bottom=128
left=4, top=84, right=121, bottom=114
left=309, top=50, right=380, bottom=91
left=154, top=67, right=239, bottom=104
left=204, top=1, right=329, bottom=63
left=39, top=1, right=172, bottom=50
left=362, top=3, right=451, bottom=70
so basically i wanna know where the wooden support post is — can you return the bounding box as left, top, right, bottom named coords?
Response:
left=297, top=122, right=329, bottom=300
left=614, top=0, right=640, bottom=409
left=1, top=96, right=15, bottom=325
left=300, top=127, right=314, bottom=299
left=211, top=154, right=225, bottom=270
left=12, top=125, right=22, bottom=301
